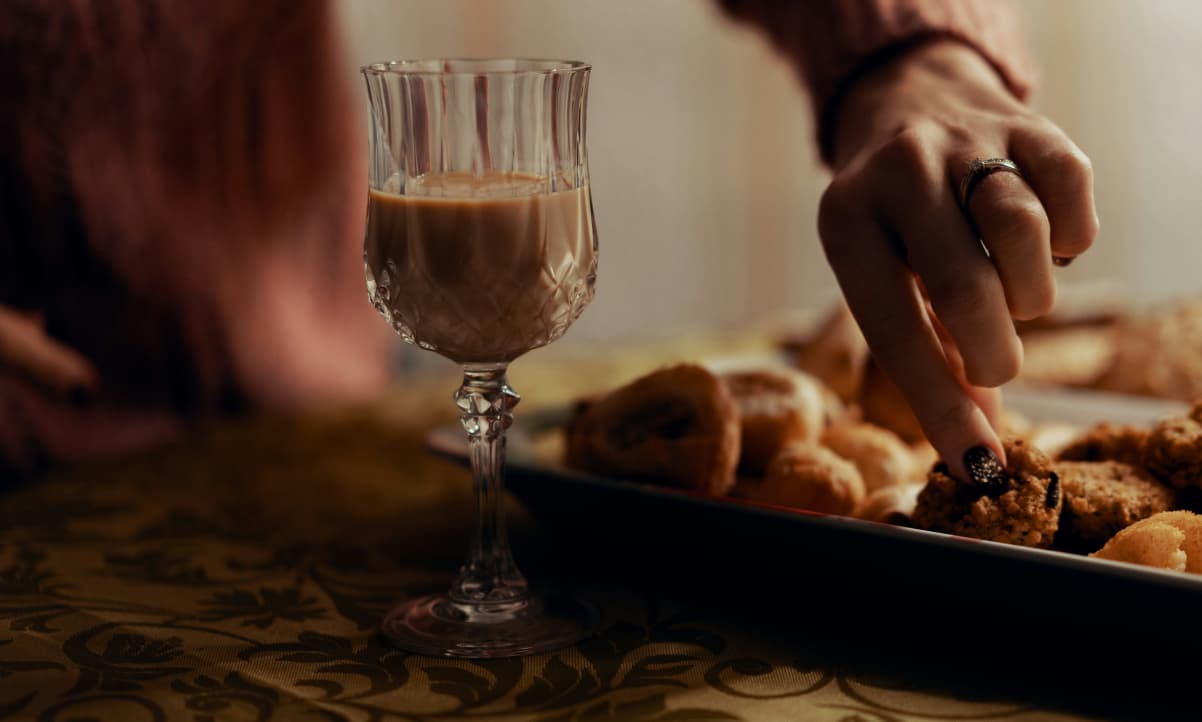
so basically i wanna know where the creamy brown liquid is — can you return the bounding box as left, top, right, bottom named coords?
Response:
left=365, top=172, right=597, bottom=363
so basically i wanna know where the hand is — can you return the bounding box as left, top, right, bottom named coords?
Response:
left=818, top=41, right=1098, bottom=481
left=0, top=306, right=98, bottom=401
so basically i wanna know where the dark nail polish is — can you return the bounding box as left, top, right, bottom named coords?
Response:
left=963, top=446, right=1006, bottom=491
left=1052, top=255, right=1075, bottom=267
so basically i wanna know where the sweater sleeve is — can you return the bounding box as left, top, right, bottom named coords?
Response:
left=719, top=0, right=1036, bottom=161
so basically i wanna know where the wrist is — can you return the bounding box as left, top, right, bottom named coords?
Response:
left=829, top=40, right=1021, bottom=169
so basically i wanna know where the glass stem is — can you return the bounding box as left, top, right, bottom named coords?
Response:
left=449, top=364, right=528, bottom=608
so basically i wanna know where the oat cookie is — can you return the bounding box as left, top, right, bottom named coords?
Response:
left=1057, top=422, right=1149, bottom=466
left=1053, top=461, right=1176, bottom=553
left=1143, top=403, right=1202, bottom=489
left=913, top=438, right=1062, bottom=548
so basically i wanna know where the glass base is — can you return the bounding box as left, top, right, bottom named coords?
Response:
left=381, top=592, right=597, bottom=658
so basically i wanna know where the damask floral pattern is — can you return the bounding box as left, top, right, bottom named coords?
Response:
left=0, top=398, right=1087, bottom=721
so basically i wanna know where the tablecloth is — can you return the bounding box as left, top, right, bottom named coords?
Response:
left=0, top=342, right=1143, bottom=721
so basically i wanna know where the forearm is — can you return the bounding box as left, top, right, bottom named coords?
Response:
left=718, top=0, right=1036, bottom=162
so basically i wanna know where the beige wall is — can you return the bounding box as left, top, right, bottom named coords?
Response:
left=340, top=0, right=1202, bottom=347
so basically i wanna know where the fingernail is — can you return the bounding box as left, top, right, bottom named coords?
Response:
left=1052, top=256, right=1075, bottom=267
left=963, top=446, right=1006, bottom=491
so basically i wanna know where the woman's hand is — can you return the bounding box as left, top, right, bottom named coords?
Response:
left=819, top=41, right=1098, bottom=482
left=0, top=306, right=98, bottom=401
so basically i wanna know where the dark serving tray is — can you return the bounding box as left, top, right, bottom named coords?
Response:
left=426, top=386, right=1200, bottom=638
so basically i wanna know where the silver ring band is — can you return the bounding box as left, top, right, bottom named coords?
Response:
left=958, top=157, right=1022, bottom=212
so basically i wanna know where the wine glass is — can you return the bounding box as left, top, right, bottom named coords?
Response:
left=361, top=59, right=598, bottom=658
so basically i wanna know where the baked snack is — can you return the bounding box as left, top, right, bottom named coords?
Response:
left=1143, top=404, right=1202, bottom=489
left=788, top=303, right=868, bottom=404
left=912, top=438, right=1062, bottom=548
left=1018, top=327, right=1117, bottom=388
left=752, top=442, right=865, bottom=515
left=1025, top=423, right=1083, bottom=460
left=859, top=356, right=924, bottom=444
left=722, top=368, right=826, bottom=475
left=1097, top=300, right=1202, bottom=402
left=1091, top=520, right=1187, bottom=572
left=854, top=483, right=923, bottom=525
left=1053, top=461, right=1176, bottom=553
left=1092, top=511, right=1202, bottom=573
left=820, top=422, right=914, bottom=493
left=564, top=364, right=741, bottom=494
left=1057, top=422, right=1149, bottom=466
left=908, top=442, right=938, bottom=482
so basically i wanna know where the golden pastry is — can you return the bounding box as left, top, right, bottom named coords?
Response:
left=753, top=442, right=865, bottom=515
left=722, top=367, right=828, bottom=476
left=853, top=482, right=923, bottom=525
left=1091, top=511, right=1202, bottom=573
left=859, top=356, right=925, bottom=444
left=564, top=364, right=741, bottom=494
left=820, top=421, right=914, bottom=493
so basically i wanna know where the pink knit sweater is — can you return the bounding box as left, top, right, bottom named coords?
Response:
left=0, top=1, right=1035, bottom=476
left=722, top=0, right=1034, bottom=159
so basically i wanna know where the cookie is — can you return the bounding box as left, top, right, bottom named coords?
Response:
left=854, top=482, right=923, bottom=525
left=564, top=364, right=741, bottom=494
left=820, top=422, right=914, bottom=493
left=722, top=368, right=826, bottom=476
left=752, top=442, right=865, bottom=515
left=1143, top=405, right=1202, bottom=489
left=1057, top=422, right=1149, bottom=466
left=1053, top=461, right=1176, bottom=553
left=1091, top=510, right=1202, bottom=573
left=912, top=438, right=1062, bottom=548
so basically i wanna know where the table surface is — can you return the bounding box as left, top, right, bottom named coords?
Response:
left=0, top=341, right=1176, bottom=721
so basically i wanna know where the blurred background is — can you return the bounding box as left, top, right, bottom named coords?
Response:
left=341, top=0, right=1201, bottom=350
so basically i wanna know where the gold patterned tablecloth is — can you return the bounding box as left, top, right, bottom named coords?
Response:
left=0, top=342, right=1133, bottom=721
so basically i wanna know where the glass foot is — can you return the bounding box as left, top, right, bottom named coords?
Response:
left=381, top=592, right=597, bottom=658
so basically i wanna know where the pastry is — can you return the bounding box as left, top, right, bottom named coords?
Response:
left=854, top=482, right=923, bottom=525
left=859, top=356, right=924, bottom=444
left=908, top=442, right=939, bottom=482
left=820, top=422, right=914, bottom=493
left=1143, top=403, right=1202, bottom=489
left=1091, top=510, right=1202, bottom=573
left=1018, top=327, right=1117, bottom=388
left=1053, top=461, right=1176, bottom=553
left=1090, top=520, right=1187, bottom=572
left=912, top=438, right=1062, bottom=548
left=788, top=303, right=868, bottom=404
left=1096, top=300, right=1202, bottom=402
left=564, top=364, right=741, bottom=494
left=722, top=368, right=827, bottom=475
left=1057, top=422, right=1148, bottom=466
left=752, top=442, right=865, bottom=515
left=1024, top=423, right=1083, bottom=460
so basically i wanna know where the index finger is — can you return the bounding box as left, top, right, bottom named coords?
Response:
left=820, top=198, right=1003, bottom=482
left=0, top=307, right=98, bottom=399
